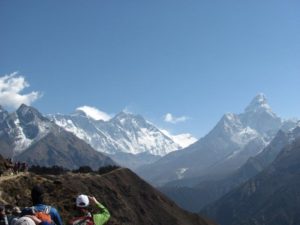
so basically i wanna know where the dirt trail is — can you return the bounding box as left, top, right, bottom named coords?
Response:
left=0, top=172, right=24, bottom=182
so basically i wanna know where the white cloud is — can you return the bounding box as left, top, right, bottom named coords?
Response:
left=76, top=105, right=112, bottom=121
left=0, top=72, right=41, bottom=109
left=160, top=129, right=197, bottom=148
left=164, top=113, right=189, bottom=124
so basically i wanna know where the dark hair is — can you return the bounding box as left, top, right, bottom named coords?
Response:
left=31, top=185, right=44, bottom=205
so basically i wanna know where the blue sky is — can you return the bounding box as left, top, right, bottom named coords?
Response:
left=0, top=0, right=300, bottom=138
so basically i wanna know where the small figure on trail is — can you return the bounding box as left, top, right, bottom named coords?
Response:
left=69, top=195, right=110, bottom=225
left=21, top=185, right=63, bottom=225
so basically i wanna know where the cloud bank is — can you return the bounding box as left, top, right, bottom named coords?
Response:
left=76, top=105, right=112, bottom=121
left=0, top=72, right=41, bottom=109
left=164, top=113, right=188, bottom=124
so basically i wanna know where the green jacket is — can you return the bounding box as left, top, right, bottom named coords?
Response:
left=92, top=202, right=110, bottom=225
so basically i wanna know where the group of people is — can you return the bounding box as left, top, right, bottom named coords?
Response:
left=0, top=158, right=29, bottom=177
left=0, top=185, right=110, bottom=225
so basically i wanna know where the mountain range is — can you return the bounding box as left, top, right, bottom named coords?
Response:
left=0, top=103, right=196, bottom=170
left=135, top=93, right=299, bottom=219
left=137, top=94, right=297, bottom=186
left=160, top=124, right=300, bottom=212
left=0, top=104, right=114, bottom=169
left=48, top=109, right=196, bottom=168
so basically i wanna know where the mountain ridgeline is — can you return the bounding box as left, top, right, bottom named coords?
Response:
left=202, top=127, right=300, bottom=225
left=160, top=125, right=300, bottom=213
left=48, top=110, right=197, bottom=169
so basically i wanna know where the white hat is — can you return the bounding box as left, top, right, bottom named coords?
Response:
left=14, top=217, right=36, bottom=225
left=76, top=194, right=89, bottom=207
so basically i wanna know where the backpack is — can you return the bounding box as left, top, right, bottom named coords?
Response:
left=31, top=206, right=52, bottom=223
left=69, top=216, right=94, bottom=225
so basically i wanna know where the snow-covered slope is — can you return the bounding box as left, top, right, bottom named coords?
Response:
left=49, top=110, right=190, bottom=156
left=0, top=104, right=55, bottom=155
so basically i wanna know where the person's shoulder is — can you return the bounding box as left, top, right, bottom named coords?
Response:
left=48, top=206, right=59, bottom=213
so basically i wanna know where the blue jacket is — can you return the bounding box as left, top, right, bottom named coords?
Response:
left=21, top=204, right=63, bottom=225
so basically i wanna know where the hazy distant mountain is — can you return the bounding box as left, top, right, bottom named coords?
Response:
left=137, top=94, right=297, bottom=186
left=160, top=125, right=300, bottom=212
left=49, top=109, right=197, bottom=169
left=0, top=104, right=115, bottom=169
left=202, top=125, right=300, bottom=225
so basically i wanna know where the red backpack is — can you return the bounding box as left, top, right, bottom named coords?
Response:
left=31, top=206, right=52, bottom=223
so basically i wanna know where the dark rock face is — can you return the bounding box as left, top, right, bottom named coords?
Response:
left=0, top=168, right=216, bottom=225
left=15, top=131, right=115, bottom=170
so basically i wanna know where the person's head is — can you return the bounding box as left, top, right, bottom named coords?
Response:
left=75, top=194, right=90, bottom=213
left=31, top=185, right=45, bottom=205
left=12, top=207, right=22, bottom=216
left=76, top=194, right=89, bottom=208
left=0, top=205, right=5, bottom=216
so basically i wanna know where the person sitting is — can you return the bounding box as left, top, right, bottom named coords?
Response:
left=69, top=195, right=110, bottom=225
left=8, top=206, right=22, bottom=225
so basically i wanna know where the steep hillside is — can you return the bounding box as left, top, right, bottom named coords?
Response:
left=202, top=134, right=300, bottom=225
left=0, top=168, right=216, bottom=225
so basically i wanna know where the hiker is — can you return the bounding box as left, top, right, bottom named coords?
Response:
left=0, top=205, right=8, bottom=225
left=69, top=194, right=110, bottom=225
left=21, top=185, right=63, bottom=225
left=8, top=206, right=21, bottom=225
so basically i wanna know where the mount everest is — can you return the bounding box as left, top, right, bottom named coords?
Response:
left=49, top=109, right=196, bottom=168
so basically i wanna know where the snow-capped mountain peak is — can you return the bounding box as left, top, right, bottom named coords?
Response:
left=244, top=93, right=274, bottom=116
left=240, top=93, right=282, bottom=138
left=16, top=104, right=45, bottom=122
